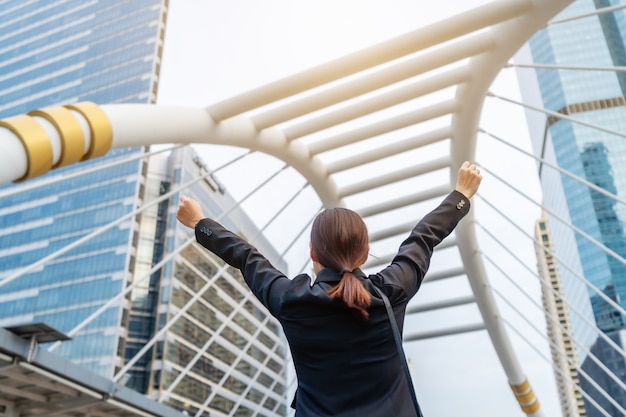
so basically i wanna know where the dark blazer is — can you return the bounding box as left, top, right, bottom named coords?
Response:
left=195, top=191, right=470, bottom=417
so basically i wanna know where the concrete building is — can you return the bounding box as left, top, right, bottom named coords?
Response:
left=535, top=213, right=587, bottom=417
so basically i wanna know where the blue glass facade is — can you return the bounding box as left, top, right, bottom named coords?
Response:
left=523, top=1, right=626, bottom=414
left=0, top=0, right=167, bottom=378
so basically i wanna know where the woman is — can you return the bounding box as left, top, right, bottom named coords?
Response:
left=177, top=161, right=482, bottom=417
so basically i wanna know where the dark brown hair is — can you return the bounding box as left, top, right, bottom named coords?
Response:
left=310, top=207, right=371, bottom=319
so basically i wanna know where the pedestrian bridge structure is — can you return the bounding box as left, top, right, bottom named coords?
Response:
left=2, top=0, right=626, bottom=416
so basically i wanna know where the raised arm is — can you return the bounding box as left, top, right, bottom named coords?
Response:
left=176, top=196, right=288, bottom=315
left=375, top=162, right=482, bottom=298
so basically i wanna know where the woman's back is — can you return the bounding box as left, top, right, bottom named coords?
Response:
left=278, top=271, right=415, bottom=416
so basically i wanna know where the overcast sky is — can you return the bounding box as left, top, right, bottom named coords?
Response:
left=156, top=1, right=559, bottom=416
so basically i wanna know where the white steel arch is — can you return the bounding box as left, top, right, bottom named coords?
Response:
left=0, top=1, right=575, bottom=416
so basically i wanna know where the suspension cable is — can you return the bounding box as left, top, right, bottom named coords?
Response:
left=0, top=150, right=251, bottom=290
left=480, top=129, right=626, bottom=208
left=549, top=4, right=626, bottom=25
left=487, top=91, right=626, bottom=140
left=491, top=282, right=623, bottom=417
left=481, top=165, right=626, bottom=273
left=499, top=313, right=613, bottom=417
left=114, top=262, right=230, bottom=382
left=505, top=62, right=626, bottom=73
left=482, top=250, right=626, bottom=398
left=477, top=192, right=626, bottom=320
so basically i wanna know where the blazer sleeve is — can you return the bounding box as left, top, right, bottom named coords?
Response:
left=374, top=190, right=471, bottom=300
left=194, top=218, right=290, bottom=316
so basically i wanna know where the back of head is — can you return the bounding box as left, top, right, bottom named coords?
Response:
left=310, top=207, right=371, bottom=319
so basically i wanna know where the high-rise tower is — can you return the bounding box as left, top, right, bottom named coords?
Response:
left=0, top=0, right=169, bottom=377
left=517, top=1, right=626, bottom=415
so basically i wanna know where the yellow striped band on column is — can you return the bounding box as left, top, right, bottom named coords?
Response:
left=64, top=102, right=112, bottom=160
left=0, top=115, right=52, bottom=181
left=510, top=379, right=540, bottom=414
left=28, top=106, right=85, bottom=168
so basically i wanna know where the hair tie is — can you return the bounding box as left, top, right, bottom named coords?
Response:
left=339, top=269, right=352, bottom=277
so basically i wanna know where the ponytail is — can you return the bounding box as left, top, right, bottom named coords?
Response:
left=327, top=269, right=371, bottom=319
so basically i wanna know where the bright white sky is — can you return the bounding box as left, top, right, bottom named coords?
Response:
left=157, top=1, right=559, bottom=416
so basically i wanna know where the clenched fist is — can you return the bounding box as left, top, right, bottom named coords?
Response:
left=177, top=196, right=206, bottom=229
left=455, top=161, right=482, bottom=199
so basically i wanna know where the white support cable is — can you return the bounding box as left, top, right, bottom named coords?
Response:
left=227, top=337, right=282, bottom=417
left=480, top=129, right=626, bottom=208
left=249, top=346, right=291, bottom=417
left=159, top=290, right=257, bottom=403
left=476, top=198, right=626, bottom=332
left=194, top=334, right=283, bottom=417
left=363, top=237, right=458, bottom=270
left=0, top=150, right=251, bottom=290
left=506, top=62, right=626, bottom=73
left=549, top=4, right=626, bottom=25
left=475, top=175, right=626, bottom=319
left=481, top=224, right=626, bottom=380
left=50, top=153, right=273, bottom=352
left=163, top=254, right=284, bottom=364
left=482, top=251, right=626, bottom=403
left=481, top=165, right=626, bottom=276
left=279, top=205, right=322, bottom=258
left=149, top=161, right=297, bottom=399
left=492, top=308, right=612, bottom=417
left=0, top=144, right=184, bottom=199
left=113, top=263, right=230, bottom=382
left=481, top=224, right=626, bottom=376
left=248, top=181, right=311, bottom=245
left=227, top=163, right=290, bottom=204
left=48, top=236, right=196, bottom=352
left=487, top=91, right=626, bottom=140
left=477, top=202, right=626, bottom=332
left=281, top=212, right=318, bottom=277
left=502, top=318, right=614, bottom=417
left=172, top=271, right=284, bottom=402
left=502, top=319, right=614, bottom=417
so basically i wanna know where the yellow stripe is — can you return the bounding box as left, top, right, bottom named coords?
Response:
left=510, top=379, right=541, bottom=414
left=521, top=400, right=540, bottom=414
left=510, top=379, right=531, bottom=395
left=0, top=115, right=52, bottom=181
left=65, top=102, right=112, bottom=160
left=515, top=390, right=535, bottom=404
left=29, top=107, right=84, bottom=168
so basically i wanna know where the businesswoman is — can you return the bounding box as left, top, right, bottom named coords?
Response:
left=177, top=161, right=482, bottom=417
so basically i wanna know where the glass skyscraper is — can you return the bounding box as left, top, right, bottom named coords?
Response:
left=0, top=2, right=291, bottom=414
left=517, top=0, right=626, bottom=415
left=0, top=0, right=168, bottom=377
